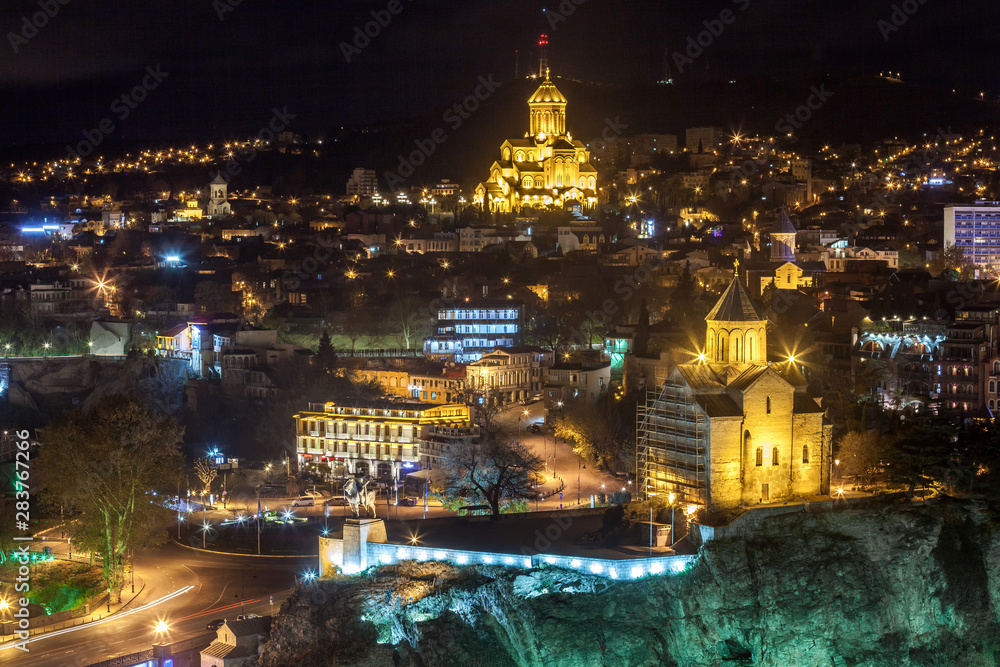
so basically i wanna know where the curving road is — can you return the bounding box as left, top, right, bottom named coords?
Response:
left=2, top=542, right=312, bottom=667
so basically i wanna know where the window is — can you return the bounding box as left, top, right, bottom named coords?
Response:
left=802, top=445, right=809, bottom=463
left=766, top=396, right=771, bottom=414
left=772, top=447, right=779, bottom=466
left=755, top=447, right=763, bottom=467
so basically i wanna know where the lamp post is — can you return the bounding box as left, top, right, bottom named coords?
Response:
left=647, top=492, right=657, bottom=556
left=577, top=460, right=584, bottom=505
left=668, top=492, right=675, bottom=550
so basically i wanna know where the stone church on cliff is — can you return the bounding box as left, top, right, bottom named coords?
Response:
left=638, top=273, right=832, bottom=509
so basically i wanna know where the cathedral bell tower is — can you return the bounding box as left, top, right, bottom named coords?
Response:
left=704, top=266, right=768, bottom=367
left=527, top=68, right=567, bottom=138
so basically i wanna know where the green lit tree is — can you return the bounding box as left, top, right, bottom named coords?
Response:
left=37, top=396, right=183, bottom=603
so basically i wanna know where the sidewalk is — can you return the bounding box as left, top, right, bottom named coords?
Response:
left=0, top=543, right=147, bottom=647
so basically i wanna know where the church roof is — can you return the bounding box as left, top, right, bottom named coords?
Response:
left=210, top=173, right=228, bottom=185
left=528, top=71, right=567, bottom=104
left=726, top=365, right=772, bottom=391
left=706, top=276, right=767, bottom=322
left=770, top=209, right=796, bottom=235
left=676, top=364, right=726, bottom=390
left=696, top=394, right=743, bottom=418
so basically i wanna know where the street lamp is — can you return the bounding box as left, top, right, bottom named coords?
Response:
left=647, top=492, right=657, bottom=555
left=577, top=461, right=585, bottom=505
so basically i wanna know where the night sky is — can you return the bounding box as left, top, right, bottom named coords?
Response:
left=0, top=0, right=997, bottom=147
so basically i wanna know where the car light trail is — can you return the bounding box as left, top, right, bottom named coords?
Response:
left=0, top=586, right=194, bottom=651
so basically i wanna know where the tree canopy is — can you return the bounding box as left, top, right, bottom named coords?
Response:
left=37, top=396, right=184, bottom=602
left=440, top=434, right=542, bottom=518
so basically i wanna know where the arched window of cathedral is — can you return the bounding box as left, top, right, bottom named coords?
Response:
left=589, top=177, right=596, bottom=189
left=994, top=360, right=1000, bottom=375
left=535, top=177, right=544, bottom=188
left=766, top=396, right=772, bottom=414
left=748, top=333, right=755, bottom=361
left=718, top=333, right=728, bottom=362
left=772, top=447, right=779, bottom=466
left=523, top=177, right=532, bottom=188
left=991, top=380, right=996, bottom=394
left=503, top=148, right=511, bottom=161
left=599, top=235, right=606, bottom=243
left=580, top=178, right=587, bottom=188
left=755, top=447, right=763, bottom=467
left=529, top=152, right=536, bottom=161
left=802, top=445, right=809, bottom=463
left=515, top=151, right=524, bottom=161
left=734, top=337, right=741, bottom=361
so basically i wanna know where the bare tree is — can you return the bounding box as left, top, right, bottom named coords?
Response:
left=836, top=430, right=886, bottom=488
left=440, top=434, right=542, bottom=518
left=195, top=457, right=218, bottom=499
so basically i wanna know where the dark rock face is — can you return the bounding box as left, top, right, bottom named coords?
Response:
left=252, top=505, right=1000, bottom=667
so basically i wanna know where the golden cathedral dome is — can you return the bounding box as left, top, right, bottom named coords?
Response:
left=528, top=69, right=567, bottom=104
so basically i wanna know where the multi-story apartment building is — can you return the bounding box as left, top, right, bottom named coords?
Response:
left=351, top=359, right=467, bottom=404
left=294, top=401, right=472, bottom=478
left=543, top=361, right=612, bottom=411
left=466, top=346, right=554, bottom=403
left=399, top=233, right=459, bottom=254
left=346, top=168, right=378, bottom=200
left=685, top=126, right=724, bottom=153
left=945, top=201, right=1000, bottom=271
left=423, top=299, right=523, bottom=363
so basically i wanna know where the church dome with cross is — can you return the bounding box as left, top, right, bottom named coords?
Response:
left=705, top=265, right=768, bottom=367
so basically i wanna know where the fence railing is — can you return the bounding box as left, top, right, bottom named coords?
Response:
left=364, top=542, right=695, bottom=581
left=335, top=348, right=422, bottom=358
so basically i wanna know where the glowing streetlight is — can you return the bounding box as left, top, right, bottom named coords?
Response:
left=155, top=620, right=170, bottom=633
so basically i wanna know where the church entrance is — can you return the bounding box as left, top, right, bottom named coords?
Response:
left=761, top=484, right=769, bottom=502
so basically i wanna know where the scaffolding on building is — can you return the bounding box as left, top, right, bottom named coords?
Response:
left=637, top=374, right=708, bottom=506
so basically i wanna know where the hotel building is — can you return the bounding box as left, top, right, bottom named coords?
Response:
left=945, top=202, right=1000, bottom=271
left=294, top=401, right=472, bottom=479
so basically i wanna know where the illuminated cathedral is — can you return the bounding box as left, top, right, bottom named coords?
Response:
left=474, top=69, right=598, bottom=213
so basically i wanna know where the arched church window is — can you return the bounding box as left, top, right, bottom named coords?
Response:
left=523, top=177, right=533, bottom=188
left=589, top=177, right=596, bottom=189
left=515, top=151, right=524, bottom=161
left=991, top=380, right=996, bottom=394
left=802, top=445, right=809, bottom=464
left=766, top=396, right=772, bottom=414
left=994, top=360, right=1000, bottom=375
left=772, top=447, right=779, bottom=466
left=503, top=148, right=511, bottom=161
left=528, top=152, right=536, bottom=161
left=755, top=447, right=763, bottom=467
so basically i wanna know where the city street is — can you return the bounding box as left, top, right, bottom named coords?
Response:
left=1, top=541, right=311, bottom=667
left=498, top=401, right=628, bottom=507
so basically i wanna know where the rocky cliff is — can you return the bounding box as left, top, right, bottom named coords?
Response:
left=252, top=502, right=1000, bottom=666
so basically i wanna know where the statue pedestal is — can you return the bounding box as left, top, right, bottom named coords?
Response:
left=341, top=518, right=387, bottom=574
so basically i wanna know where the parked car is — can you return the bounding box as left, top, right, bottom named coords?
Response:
left=206, top=618, right=225, bottom=631
left=397, top=497, right=418, bottom=507
left=324, top=497, right=348, bottom=506
left=528, top=424, right=542, bottom=434
left=236, top=613, right=260, bottom=621
left=291, top=496, right=315, bottom=507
